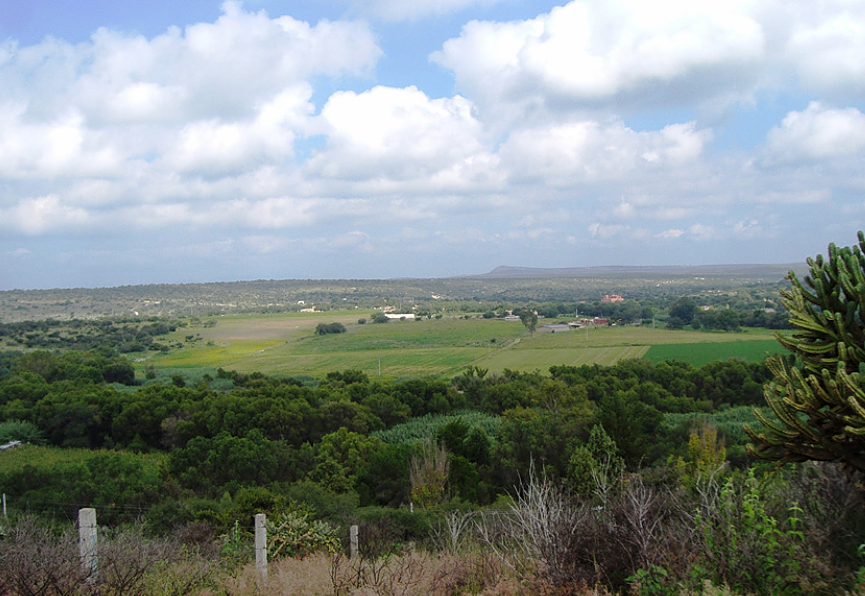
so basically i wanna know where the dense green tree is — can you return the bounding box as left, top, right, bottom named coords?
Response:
left=391, top=378, right=455, bottom=417
left=597, top=390, right=663, bottom=467
left=362, top=392, right=412, bottom=427
left=315, top=400, right=382, bottom=438
left=568, top=424, right=624, bottom=497
left=356, top=443, right=412, bottom=506
left=0, top=350, right=23, bottom=380
left=697, top=308, right=743, bottom=332
left=310, top=428, right=383, bottom=493
left=0, top=371, right=50, bottom=414
left=666, top=316, right=686, bottom=330
left=325, top=369, right=369, bottom=386
left=18, top=350, right=60, bottom=381
left=436, top=418, right=495, bottom=503
left=494, top=405, right=584, bottom=486
left=168, top=430, right=285, bottom=494
left=516, top=308, right=538, bottom=335
left=668, top=297, right=698, bottom=325
left=452, top=365, right=488, bottom=407
left=481, top=380, right=534, bottom=413
left=37, top=397, right=107, bottom=448
left=747, top=232, right=865, bottom=471
left=696, top=360, right=769, bottom=408
left=101, top=360, right=136, bottom=385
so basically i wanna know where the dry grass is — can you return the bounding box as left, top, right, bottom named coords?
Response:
left=217, top=551, right=749, bottom=596
left=0, top=520, right=815, bottom=596
left=217, top=550, right=530, bottom=596
left=219, top=555, right=750, bottom=596
left=220, top=553, right=331, bottom=595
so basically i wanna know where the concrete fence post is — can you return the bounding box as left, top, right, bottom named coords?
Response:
left=78, top=508, right=98, bottom=579
left=255, top=513, right=267, bottom=582
left=350, top=524, right=358, bottom=559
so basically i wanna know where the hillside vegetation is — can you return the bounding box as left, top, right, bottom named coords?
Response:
left=1, top=265, right=862, bottom=595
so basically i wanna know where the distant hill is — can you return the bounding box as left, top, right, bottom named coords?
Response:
left=478, top=263, right=807, bottom=279
left=0, top=263, right=808, bottom=323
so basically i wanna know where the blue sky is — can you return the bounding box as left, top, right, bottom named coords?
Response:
left=1, top=0, right=864, bottom=290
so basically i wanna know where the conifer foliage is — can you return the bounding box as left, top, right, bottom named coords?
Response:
left=747, top=231, right=865, bottom=470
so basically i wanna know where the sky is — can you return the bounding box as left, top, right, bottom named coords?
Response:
left=1, top=0, right=864, bottom=290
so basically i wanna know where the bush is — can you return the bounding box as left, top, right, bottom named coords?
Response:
left=692, top=469, right=827, bottom=595
left=0, top=419, right=44, bottom=444
left=0, top=517, right=86, bottom=594
left=0, top=518, right=218, bottom=596
left=315, top=322, right=347, bottom=335
left=268, top=511, right=340, bottom=559
left=354, top=507, right=437, bottom=556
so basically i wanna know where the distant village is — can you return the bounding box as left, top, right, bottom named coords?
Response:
left=297, top=294, right=625, bottom=333
left=295, top=294, right=627, bottom=329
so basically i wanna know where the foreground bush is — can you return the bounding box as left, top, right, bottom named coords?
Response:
left=0, top=518, right=219, bottom=596
left=2, top=460, right=863, bottom=595
left=457, top=463, right=864, bottom=595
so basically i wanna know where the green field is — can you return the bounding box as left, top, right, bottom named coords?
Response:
left=645, top=339, right=787, bottom=367
left=140, top=312, right=785, bottom=379
left=0, top=444, right=165, bottom=475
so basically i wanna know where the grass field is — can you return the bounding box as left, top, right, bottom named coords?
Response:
left=140, top=312, right=785, bottom=380
left=0, top=444, right=165, bottom=475
left=645, top=339, right=787, bottom=367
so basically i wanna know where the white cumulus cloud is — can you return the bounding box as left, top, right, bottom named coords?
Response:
left=763, top=102, right=865, bottom=163
left=0, top=195, right=90, bottom=235
left=784, top=1, right=865, bottom=98
left=305, top=86, right=499, bottom=192
left=499, top=118, right=711, bottom=185
left=0, top=2, right=382, bottom=238
left=432, top=0, right=764, bottom=123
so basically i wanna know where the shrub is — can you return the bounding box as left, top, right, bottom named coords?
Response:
left=0, top=518, right=217, bottom=596
left=0, top=517, right=85, bottom=594
left=315, top=322, right=347, bottom=335
left=268, top=511, right=340, bottom=559
left=354, top=507, right=437, bottom=557
left=692, top=469, right=812, bottom=595
left=0, top=419, right=44, bottom=444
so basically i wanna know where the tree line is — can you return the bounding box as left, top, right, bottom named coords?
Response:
left=0, top=317, right=180, bottom=352
left=0, top=347, right=775, bottom=510
left=3, top=348, right=864, bottom=592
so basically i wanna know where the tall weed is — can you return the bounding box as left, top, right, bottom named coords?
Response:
left=693, top=469, right=807, bottom=595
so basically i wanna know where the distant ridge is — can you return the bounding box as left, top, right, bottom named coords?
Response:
left=0, top=262, right=809, bottom=322
left=476, top=263, right=806, bottom=279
